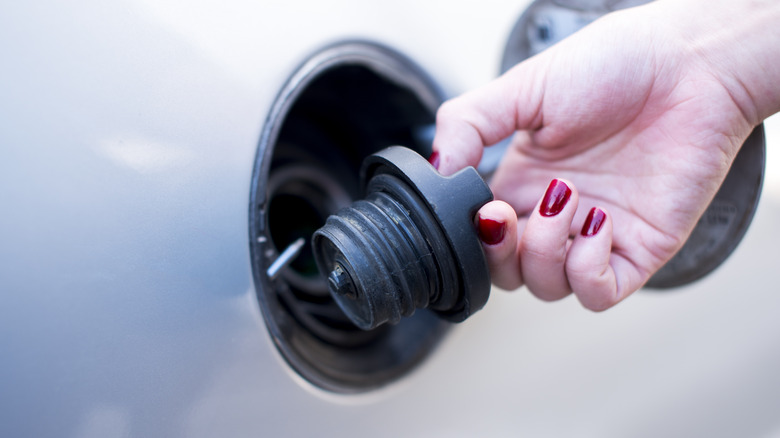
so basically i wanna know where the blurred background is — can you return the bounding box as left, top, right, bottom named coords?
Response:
left=1, top=0, right=779, bottom=437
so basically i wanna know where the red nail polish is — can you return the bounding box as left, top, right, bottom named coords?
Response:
left=428, top=151, right=440, bottom=170
left=581, top=207, right=607, bottom=237
left=539, top=179, right=571, bottom=217
left=477, top=215, right=506, bottom=245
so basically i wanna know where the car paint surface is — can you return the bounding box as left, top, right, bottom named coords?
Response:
left=2, top=1, right=780, bottom=437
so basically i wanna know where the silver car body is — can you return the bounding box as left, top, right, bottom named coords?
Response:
left=2, top=1, right=780, bottom=436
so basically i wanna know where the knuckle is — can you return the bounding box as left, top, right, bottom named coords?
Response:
left=522, top=238, right=566, bottom=265
left=575, top=282, right=620, bottom=312
left=527, top=284, right=570, bottom=302
left=582, top=297, right=616, bottom=312
left=435, top=99, right=460, bottom=123
left=565, top=258, right=594, bottom=280
left=492, top=274, right=523, bottom=292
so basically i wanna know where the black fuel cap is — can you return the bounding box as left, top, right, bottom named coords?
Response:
left=312, top=146, right=493, bottom=330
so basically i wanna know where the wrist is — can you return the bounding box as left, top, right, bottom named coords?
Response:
left=657, top=0, right=780, bottom=124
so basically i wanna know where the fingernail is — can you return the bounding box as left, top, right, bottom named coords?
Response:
left=581, top=207, right=607, bottom=237
left=539, top=179, right=572, bottom=217
left=477, top=214, right=506, bottom=245
left=428, top=151, right=440, bottom=170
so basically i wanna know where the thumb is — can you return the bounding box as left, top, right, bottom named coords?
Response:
left=431, top=59, right=546, bottom=175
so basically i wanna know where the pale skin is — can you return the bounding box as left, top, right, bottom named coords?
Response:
left=432, top=0, right=780, bottom=311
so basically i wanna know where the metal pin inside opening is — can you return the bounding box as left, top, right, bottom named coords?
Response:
left=266, top=237, right=305, bottom=280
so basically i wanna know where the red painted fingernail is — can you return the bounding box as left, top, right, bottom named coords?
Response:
left=539, top=179, right=572, bottom=217
left=581, top=207, right=607, bottom=237
left=428, top=151, right=440, bottom=170
left=477, top=214, right=506, bottom=245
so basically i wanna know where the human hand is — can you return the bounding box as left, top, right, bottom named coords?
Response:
left=432, top=0, right=780, bottom=310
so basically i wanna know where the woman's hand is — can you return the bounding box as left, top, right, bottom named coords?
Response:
left=432, top=0, right=779, bottom=310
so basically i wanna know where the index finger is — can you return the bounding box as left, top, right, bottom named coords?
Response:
left=431, top=61, right=545, bottom=175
